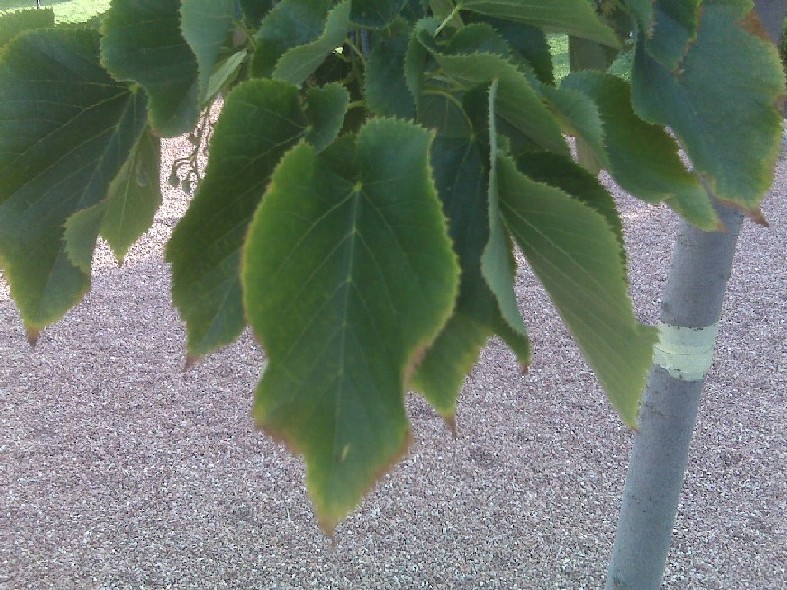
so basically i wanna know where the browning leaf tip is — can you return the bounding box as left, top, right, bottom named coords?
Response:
left=183, top=354, right=200, bottom=372
left=749, top=207, right=769, bottom=227
left=741, top=9, right=770, bottom=42
left=318, top=516, right=338, bottom=539
left=26, top=328, right=40, bottom=348
left=443, top=414, right=457, bottom=439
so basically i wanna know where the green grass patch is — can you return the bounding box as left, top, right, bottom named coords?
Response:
left=548, top=34, right=569, bottom=82
left=0, top=0, right=109, bottom=23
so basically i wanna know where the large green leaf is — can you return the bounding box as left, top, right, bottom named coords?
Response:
left=272, top=0, right=351, bottom=85
left=458, top=0, right=620, bottom=47
left=0, top=8, right=54, bottom=50
left=101, top=0, right=199, bottom=137
left=0, top=29, right=148, bottom=339
left=181, top=0, right=237, bottom=102
left=242, top=119, right=459, bottom=530
left=497, top=154, right=656, bottom=426
left=167, top=79, right=349, bottom=361
left=560, top=71, right=719, bottom=229
left=631, top=0, right=786, bottom=217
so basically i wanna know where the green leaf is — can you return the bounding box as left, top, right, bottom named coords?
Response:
left=625, top=0, right=701, bottom=71
left=542, top=84, right=608, bottom=173
left=401, top=0, right=428, bottom=23
left=561, top=71, right=719, bottom=229
left=645, top=0, right=701, bottom=71
left=567, top=3, right=630, bottom=73
left=0, top=29, right=147, bottom=336
left=569, top=35, right=618, bottom=71
left=272, top=0, right=351, bottom=86
left=465, top=13, right=555, bottom=85
left=631, top=0, right=786, bottom=216
left=410, top=314, right=489, bottom=418
left=101, top=0, right=199, bottom=136
left=458, top=0, right=620, bottom=48
left=304, top=83, right=351, bottom=152
left=497, top=154, right=657, bottom=426
left=412, top=120, right=530, bottom=416
left=365, top=19, right=417, bottom=118
left=350, top=0, right=406, bottom=28
left=167, top=79, right=348, bottom=360
left=181, top=0, right=237, bottom=102
left=514, top=152, right=626, bottom=264
left=65, top=126, right=162, bottom=269
left=100, top=127, right=162, bottom=263
left=481, top=80, right=527, bottom=339
left=242, top=119, right=459, bottom=531
left=205, top=50, right=248, bottom=100
left=0, top=8, right=54, bottom=50
left=251, top=0, right=332, bottom=78
left=444, top=22, right=512, bottom=57
left=622, top=0, right=652, bottom=34
left=404, top=18, right=439, bottom=112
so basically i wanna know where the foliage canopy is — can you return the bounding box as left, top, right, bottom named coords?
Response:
left=0, top=0, right=783, bottom=531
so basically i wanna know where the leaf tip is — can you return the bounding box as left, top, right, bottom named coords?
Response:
left=26, top=328, right=40, bottom=348
left=740, top=9, right=771, bottom=43
left=183, top=354, right=201, bottom=372
left=443, top=414, right=457, bottom=439
left=318, top=516, right=338, bottom=538
left=748, top=207, right=769, bottom=227
left=404, top=342, right=431, bottom=382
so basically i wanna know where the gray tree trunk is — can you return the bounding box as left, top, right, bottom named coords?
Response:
left=605, top=3, right=785, bottom=588
left=605, top=202, right=743, bottom=590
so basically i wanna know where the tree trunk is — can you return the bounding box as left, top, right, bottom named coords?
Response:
left=605, top=202, right=743, bottom=589
left=605, top=4, right=785, bottom=588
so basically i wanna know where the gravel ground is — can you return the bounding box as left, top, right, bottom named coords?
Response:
left=1, top=131, right=785, bottom=589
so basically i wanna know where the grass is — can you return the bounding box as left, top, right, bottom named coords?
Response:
left=548, top=35, right=570, bottom=82
left=0, top=0, right=109, bottom=23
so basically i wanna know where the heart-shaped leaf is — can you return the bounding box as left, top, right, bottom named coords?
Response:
left=0, top=29, right=148, bottom=338
left=242, top=118, right=459, bottom=530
